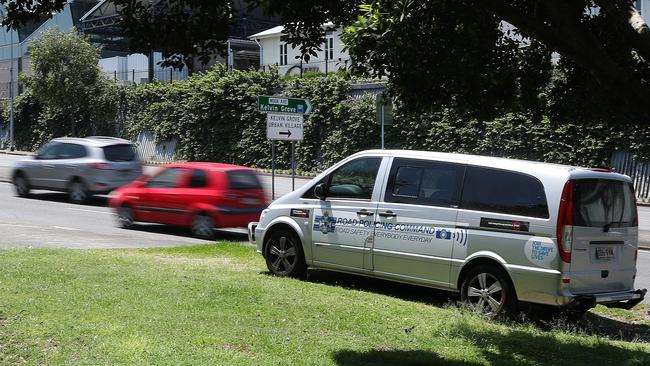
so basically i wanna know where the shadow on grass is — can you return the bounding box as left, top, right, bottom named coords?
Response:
left=332, top=349, right=481, bottom=366
left=332, top=323, right=650, bottom=366
left=302, top=269, right=650, bottom=344
left=304, top=269, right=455, bottom=307
left=450, top=320, right=649, bottom=366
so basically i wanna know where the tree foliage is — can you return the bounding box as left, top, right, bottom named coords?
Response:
left=19, top=29, right=117, bottom=139
left=2, top=1, right=649, bottom=121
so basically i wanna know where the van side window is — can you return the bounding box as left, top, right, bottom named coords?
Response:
left=460, top=166, right=549, bottom=218
left=384, top=158, right=464, bottom=207
left=327, top=157, right=382, bottom=200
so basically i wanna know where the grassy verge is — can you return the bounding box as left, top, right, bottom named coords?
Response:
left=1, top=242, right=649, bottom=365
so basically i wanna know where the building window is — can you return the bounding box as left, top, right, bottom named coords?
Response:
left=324, top=38, right=334, bottom=60
left=280, top=44, right=288, bottom=65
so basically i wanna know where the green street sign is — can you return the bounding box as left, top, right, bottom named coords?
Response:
left=258, top=96, right=312, bottom=114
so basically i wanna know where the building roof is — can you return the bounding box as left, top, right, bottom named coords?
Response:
left=249, top=22, right=336, bottom=40
left=249, top=25, right=284, bottom=39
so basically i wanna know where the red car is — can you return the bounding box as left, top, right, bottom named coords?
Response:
left=108, top=162, right=267, bottom=239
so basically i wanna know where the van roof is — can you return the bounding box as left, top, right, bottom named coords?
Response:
left=353, top=149, right=632, bottom=182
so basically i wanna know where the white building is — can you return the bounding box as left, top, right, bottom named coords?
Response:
left=250, top=25, right=351, bottom=76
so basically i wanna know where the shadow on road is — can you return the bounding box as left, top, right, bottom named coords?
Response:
left=130, top=223, right=248, bottom=242
left=22, top=192, right=108, bottom=207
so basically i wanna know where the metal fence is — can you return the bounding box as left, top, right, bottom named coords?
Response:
left=135, top=131, right=178, bottom=163
left=107, top=69, right=188, bottom=84
left=610, top=150, right=650, bottom=198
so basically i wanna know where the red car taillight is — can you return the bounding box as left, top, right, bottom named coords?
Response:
left=556, top=180, right=574, bottom=263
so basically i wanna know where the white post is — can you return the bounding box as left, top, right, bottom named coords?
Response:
left=380, top=105, right=385, bottom=149
left=9, top=30, right=15, bottom=151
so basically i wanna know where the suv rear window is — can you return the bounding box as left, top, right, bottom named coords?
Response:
left=573, top=179, right=637, bottom=228
left=103, top=144, right=137, bottom=162
left=227, top=170, right=262, bottom=189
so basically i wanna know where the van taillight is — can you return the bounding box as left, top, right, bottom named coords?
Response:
left=556, top=180, right=574, bottom=263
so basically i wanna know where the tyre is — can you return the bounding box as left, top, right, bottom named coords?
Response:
left=191, top=214, right=215, bottom=240
left=117, top=205, right=135, bottom=229
left=13, top=173, right=30, bottom=197
left=263, top=229, right=307, bottom=278
left=460, top=264, right=516, bottom=317
left=68, top=180, right=88, bottom=204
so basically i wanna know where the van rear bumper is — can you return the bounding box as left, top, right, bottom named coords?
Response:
left=568, top=288, right=646, bottom=310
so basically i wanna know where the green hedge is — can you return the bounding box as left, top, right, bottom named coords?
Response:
left=8, top=64, right=650, bottom=170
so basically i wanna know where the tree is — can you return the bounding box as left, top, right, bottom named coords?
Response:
left=21, top=28, right=116, bottom=136
left=2, top=0, right=649, bottom=121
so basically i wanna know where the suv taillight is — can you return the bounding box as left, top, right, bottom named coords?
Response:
left=90, top=162, right=112, bottom=170
left=556, top=180, right=574, bottom=263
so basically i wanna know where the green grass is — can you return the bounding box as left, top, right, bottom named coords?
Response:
left=1, top=242, right=650, bottom=365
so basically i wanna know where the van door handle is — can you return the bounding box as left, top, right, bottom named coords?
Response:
left=356, top=209, right=374, bottom=217
left=378, top=211, right=396, bottom=218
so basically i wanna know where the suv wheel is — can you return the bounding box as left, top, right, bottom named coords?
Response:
left=117, top=205, right=135, bottom=229
left=68, top=180, right=88, bottom=204
left=264, top=229, right=306, bottom=278
left=13, top=174, right=30, bottom=197
left=461, top=265, right=516, bottom=317
left=191, top=214, right=215, bottom=240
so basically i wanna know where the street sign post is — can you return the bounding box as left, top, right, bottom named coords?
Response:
left=258, top=96, right=312, bottom=115
left=259, top=96, right=311, bottom=199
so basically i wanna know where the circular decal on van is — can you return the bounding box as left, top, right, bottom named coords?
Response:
left=524, top=237, right=557, bottom=268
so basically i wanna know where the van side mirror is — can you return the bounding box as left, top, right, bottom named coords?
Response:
left=314, top=183, right=327, bottom=200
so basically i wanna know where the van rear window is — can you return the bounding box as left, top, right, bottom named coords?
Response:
left=460, top=166, right=549, bottom=218
left=103, top=144, right=137, bottom=162
left=228, top=170, right=262, bottom=189
left=573, top=179, right=637, bottom=228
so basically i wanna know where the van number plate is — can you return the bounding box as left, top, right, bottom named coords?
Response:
left=596, top=247, right=615, bottom=259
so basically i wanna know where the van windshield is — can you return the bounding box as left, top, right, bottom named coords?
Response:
left=573, top=179, right=637, bottom=228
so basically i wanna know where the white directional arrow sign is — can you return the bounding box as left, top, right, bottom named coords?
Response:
left=266, top=113, right=304, bottom=141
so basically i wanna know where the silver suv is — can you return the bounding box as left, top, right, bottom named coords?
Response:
left=12, top=137, right=143, bottom=203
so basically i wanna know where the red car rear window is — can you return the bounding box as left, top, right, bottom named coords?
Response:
left=227, top=170, right=262, bottom=189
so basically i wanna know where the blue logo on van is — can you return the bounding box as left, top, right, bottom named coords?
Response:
left=314, top=213, right=337, bottom=234
left=436, top=229, right=452, bottom=240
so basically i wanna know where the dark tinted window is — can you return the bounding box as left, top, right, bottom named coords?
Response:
left=145, top=168, right=185, bottom=188
left=189, top=169, right=208, bottom=188
left=573, top=179, right=637, bottom=228
left=460, top=166, right=549, bottom=218
left=328, top=157, right=382, bottom=200
left=385, top=159, right=464, bottom=207
left=103, top=144, right=137, bottom=162
left=228, top=170, right=262, bottom=189
left=36, top=143, right=59, bottom=160
left=59, top=143, right=87, bottom=159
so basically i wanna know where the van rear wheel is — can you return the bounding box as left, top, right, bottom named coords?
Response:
left=264, top=229, right=306, bottom=278
left=461, top=265, right=516, bottom=317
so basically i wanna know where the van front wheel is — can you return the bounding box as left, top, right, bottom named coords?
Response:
left=461, top=265, right=515, bottom=317
left=264, top=230, right=306, bottom=278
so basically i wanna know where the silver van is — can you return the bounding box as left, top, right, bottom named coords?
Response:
left=248, top=150, right=646, bottom=315
left=12, top=137, right=142, bottom=203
